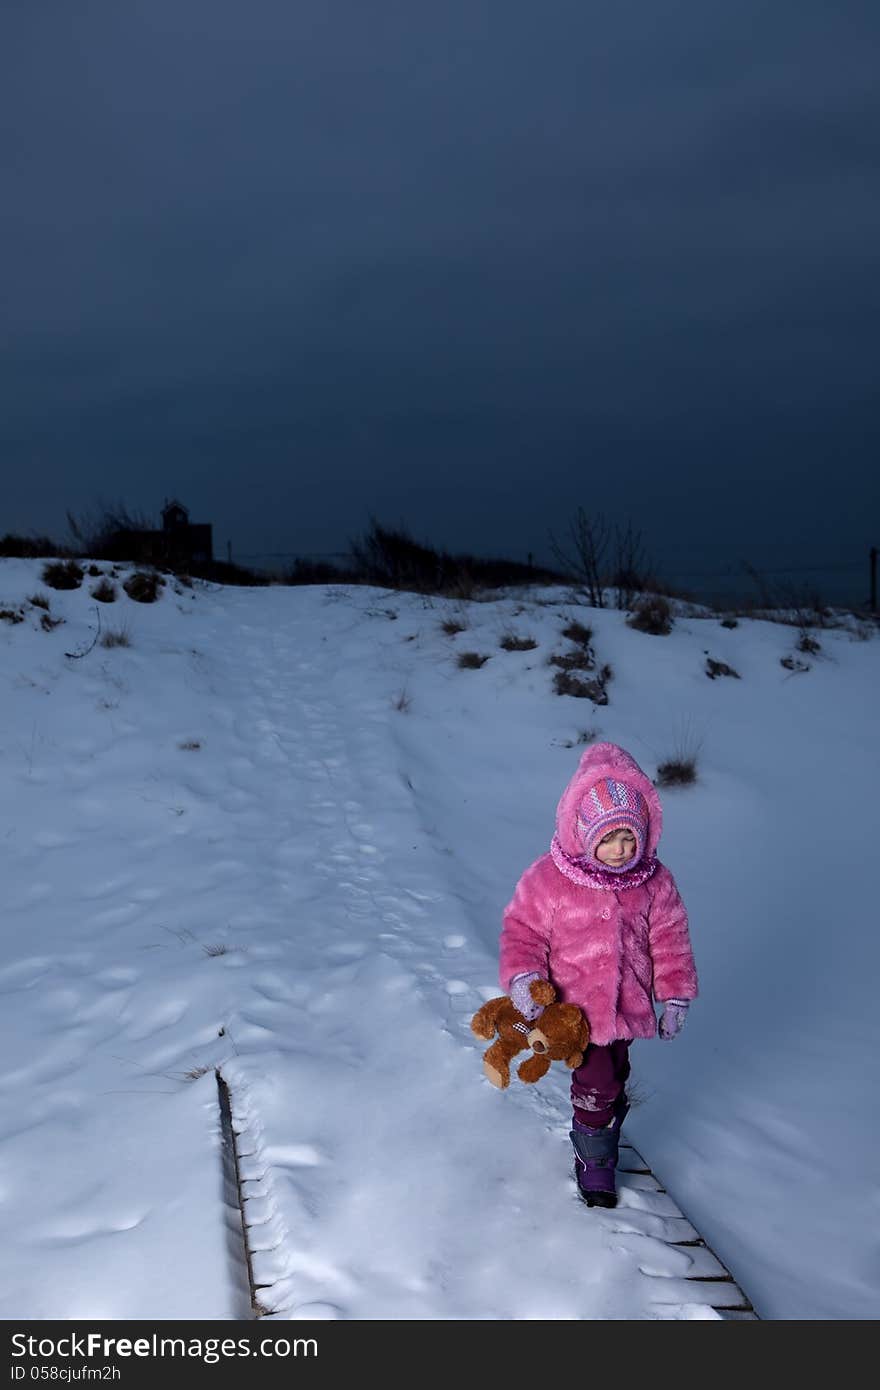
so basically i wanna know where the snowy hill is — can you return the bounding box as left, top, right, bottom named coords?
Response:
left=0, top=558, right=877, bottom=1320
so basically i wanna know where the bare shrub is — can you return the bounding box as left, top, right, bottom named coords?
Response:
left=0, top=607, right=24, bottom=624
left=42, top=560, right=84, bottom=590
left=441, top=618, right=467, bottom=636
left=28, top=594, right=50, bottom=610
left=283, top=557, right=351, bottom=585
left=797, top=632, right=821, bottom=655
left=123, top=570, right=163, bottom=603
left=500, top=632, right=537, bottom=651
left=627, top=595, right=673, bottom=636
left=66, top=501, right=154, bottom=561
left=91, top=578, right=117, bottom=603
left=350, top=520, right=444, bottom=592
left=458, top=651, right=490, bottom=669
left=741, top=564, right=832, bottom=629
left=0, top=533, right=64, bottom=558
left=101, top=626, right=131, bottom=648
left=349, top=518, right=558, bottom=596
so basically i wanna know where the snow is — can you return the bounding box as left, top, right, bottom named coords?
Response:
left=0, top=558, right=877, bottom=1320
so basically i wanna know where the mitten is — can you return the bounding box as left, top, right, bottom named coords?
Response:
left=658, top=999, right=690, bottom=1040
left=509, top=972, right=546, bottom=1022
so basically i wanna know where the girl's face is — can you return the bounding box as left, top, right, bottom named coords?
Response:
left=594, top=827, right=637, bottom=867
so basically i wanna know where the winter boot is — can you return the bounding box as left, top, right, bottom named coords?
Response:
left=570, top=1096, right=629, bottom=1209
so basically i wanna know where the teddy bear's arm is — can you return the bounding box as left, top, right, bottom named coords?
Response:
left=470, top=996, right=507, bottom=1040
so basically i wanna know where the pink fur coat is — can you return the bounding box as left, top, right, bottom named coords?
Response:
left=499, top=743, right=698, bottom=1045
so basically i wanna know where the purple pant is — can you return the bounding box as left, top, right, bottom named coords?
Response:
left=570, top=1041, right=631, bottom=1128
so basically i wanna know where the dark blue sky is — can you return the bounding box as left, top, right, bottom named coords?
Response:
left=2, top=2, right=878, bottom=600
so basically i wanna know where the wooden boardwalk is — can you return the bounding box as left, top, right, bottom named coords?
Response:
left=221, top=1070, right=757, bottom=1319
left=615, top=1138, right=758, bottom=1319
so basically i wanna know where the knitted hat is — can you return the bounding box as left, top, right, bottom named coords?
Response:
left=576, top=777, right=649, bottom=872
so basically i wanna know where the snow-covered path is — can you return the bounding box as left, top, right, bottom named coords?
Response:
left=0, top=574, right=730, bottom=1319
left=197, top=592, right=726, bottom=1319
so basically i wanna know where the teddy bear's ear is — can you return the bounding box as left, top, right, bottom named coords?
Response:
left=530, top=978, right=556, bottom=1007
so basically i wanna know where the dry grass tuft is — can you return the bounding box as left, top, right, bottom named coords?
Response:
left=92, top=578, right=117, bottom=603
left=123, top=570, right=164, bottom=603
left=42, top=560, right=84, bottom=590
left=458, top=651, right=490, bottom=669
left=561, top=619, right=593, bottom=646
left=553, top=665, right=611, bottom=703
left=500, top=632, right=537, bottom=651
left=627, top=595, right=673, bottom=636
left=705, top=656, right=740, bottom=680
left=656, top=757, right=698, bottom=787
left=548, top=648, right=594, bottom=672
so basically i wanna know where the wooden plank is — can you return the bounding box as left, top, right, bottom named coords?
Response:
left=617, top=1135, right=759, bottom=1319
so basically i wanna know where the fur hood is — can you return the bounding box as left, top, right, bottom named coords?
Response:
left=550, top=742, right=663, bottom=890
left=554, top=742, right=663, bottom=859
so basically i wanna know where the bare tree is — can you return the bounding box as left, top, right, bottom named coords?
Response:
left=66, top=499, right=153, bottom=559
left=548, top=508, right=611, bottom=608
left=741, top=562, right=827, bottom=629
left=612, top=520, right=652, bottom=610
left=740, top=560, right=776, bottom=611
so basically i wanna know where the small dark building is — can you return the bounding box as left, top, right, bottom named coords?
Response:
left=159, top=499, right=213, bottom=567
left=109, top=499, right=213, bottom=567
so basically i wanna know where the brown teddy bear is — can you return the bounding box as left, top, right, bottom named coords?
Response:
left=471, top=979, right=590, bottom=1089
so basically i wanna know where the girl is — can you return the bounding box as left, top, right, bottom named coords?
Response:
left=499, top=742, right=698, bottom=1208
